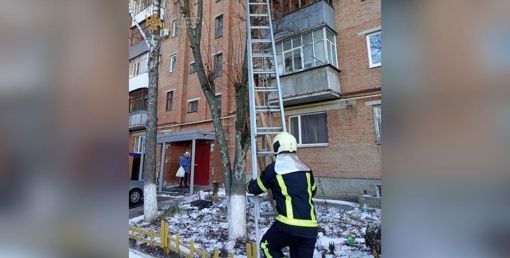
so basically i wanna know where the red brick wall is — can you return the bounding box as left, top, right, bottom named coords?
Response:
left=162, top=142, right=190, bottom=184
left=295, top=98, right=381, bottom=179
left=334, top=0, right=381, bottom=93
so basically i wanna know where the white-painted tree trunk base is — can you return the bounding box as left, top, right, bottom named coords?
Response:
left=144, top=183, right=158, bottom=222
left=228, top=194, right=247, bottom=239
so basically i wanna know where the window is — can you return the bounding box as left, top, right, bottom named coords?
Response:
left=169, top=54, right=177, bottom=72
left=214, top=53, right=222, bottom=77
left=215, top=94, right=222, bottom=116
left=129, top=53, right=148, bottom=77
left=130, top=0, right=152, bottom=15
left=172, top=19, right=179, bottom=37
left=188, top=100, right=198, bottom=113
left=215, top=14, right=223, bottom=38
left=129, top=88, right=148, bottom=112
left=133, top=135, right=145, bottom=153
left=189, top=61, right=197, bottom=73
left=366, top=31, right=381, bottom=68
left=166, top=91, right=174, bottom=111
left=129, top=21, right=150, bottom=47
left=373, top=105, right=381, bottom=144
left=275, top=27, right=338, bottom=75
left=289, top=112, right=329, bottom=145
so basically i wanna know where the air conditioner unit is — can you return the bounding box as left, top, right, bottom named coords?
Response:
left=161, top=28, right=170, bottom=38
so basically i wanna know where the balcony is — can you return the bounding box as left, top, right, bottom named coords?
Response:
left=269, top=0, right=336, bottom=41
left=129, top=74, right=148, bottom=92
left=129, top=110, right=148, bottom=131
left=270, top=65, right=340, bottom=106
left=131, top=3, right=165, bottom=27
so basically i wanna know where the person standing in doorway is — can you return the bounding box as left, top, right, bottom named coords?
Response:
left=179, top=151, right=191, bottom=188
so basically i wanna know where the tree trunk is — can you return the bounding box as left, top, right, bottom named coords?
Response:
left=181, top=0, right=250, bottom=240
left=143, top=0, right=161, bottom=223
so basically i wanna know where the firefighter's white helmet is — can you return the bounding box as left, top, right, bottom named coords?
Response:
left=273, top=132, right=297, bottom=154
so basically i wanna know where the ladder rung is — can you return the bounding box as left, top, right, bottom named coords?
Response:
left=251, top=39, right=272, bottom=43
left=251, top=26, right=270, bottom=30
left=260, top=212, right=276, bottom=217
left=254, top=87, right=278, bottom=92
left=252, top=53, right=273, bottom=58
left=257, top=151, right=275, bottom=157
left=257, top=128, right=284, bottom=135
left=255, top=106, right=280, bottom=112
left=253, top=69, right=275, bottom=74
left=248, top=2, right=267, bottom=6
left=249, top=13, right=269, bottom=17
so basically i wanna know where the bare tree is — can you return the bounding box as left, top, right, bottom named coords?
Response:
left=129, top=0, right=162, bottom=223
left=180, top=0, right=250, bottom=240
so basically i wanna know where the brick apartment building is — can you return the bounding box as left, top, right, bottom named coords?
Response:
left=128, top=0, right=381, bottom=201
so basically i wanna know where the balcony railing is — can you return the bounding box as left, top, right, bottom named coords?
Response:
left=129, top=110, right=148, bottom=130
left=270, top=65, right=340, bottom=106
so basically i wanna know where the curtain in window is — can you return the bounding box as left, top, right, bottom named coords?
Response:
left=301, top=113, right=328, bottom=144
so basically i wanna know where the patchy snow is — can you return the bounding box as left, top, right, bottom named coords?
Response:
left=129, top=250, right=146, bottom=258
left=130, top=189, right=381, bottom=257
left=156, top=194, right=180, bottom=198
left=313, top=198, right=359, bottom=208
left=129, top=214, right=144, bottom=225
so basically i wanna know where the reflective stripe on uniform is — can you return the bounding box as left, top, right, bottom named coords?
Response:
left=261, top=240, right=272, bottom=258
left=257, top=176, right=268, bottom=192
left=276, top=174, right=293, bottom=219
left=306, top=173, right=316, bottom=221
left=311, top=183, right=316, bottom=191
left=276, top=214, right=318, bottom=227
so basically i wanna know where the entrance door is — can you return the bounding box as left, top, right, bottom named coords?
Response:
left=131, top=156, right=141, bottom=180
left=193, top=141, right=210, bottom=185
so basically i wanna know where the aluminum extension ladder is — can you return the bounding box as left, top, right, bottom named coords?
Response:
left=245, top=1, right=286, bottom=257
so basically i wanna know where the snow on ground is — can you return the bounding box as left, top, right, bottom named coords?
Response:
left=130, top=188, right=380, bottom=257
left=129, top=250, right=145, bottom=258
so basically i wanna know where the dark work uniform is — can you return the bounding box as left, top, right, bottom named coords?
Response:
left=246, top=153, right=318, bottom=258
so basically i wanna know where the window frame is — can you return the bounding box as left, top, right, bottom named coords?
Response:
left=288, top=112, right=329, bottom=147
left=133, top=134, right=145, bottom=153
left=129, top=88, right=148, bottom=112
left=215, top=93, right=222, bottom=117
left=169, top=53, right=177, bottom=73
left=373, top=105, right=381, bottom=144
left=366, top=30, right=381, bottom=68
left=215, top=14, right=224, bottom=38
left=166, top=90, right=174, bottom=111
left=214, top=53, right=223, bottom=77
left=187, top=98, right=199, bottom=113
left=189, top=61, right=197, bottom=74
left=129, top=53, right=149, bottom=77
left=172, top=18, right=179, bottom=37
left=275, top=27, right=338, bottom=75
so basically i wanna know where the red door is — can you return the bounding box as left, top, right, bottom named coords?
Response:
left=193, top=141, right=210, bottom=185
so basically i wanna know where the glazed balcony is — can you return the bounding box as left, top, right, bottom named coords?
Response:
left=270, top=65, right=340, bottom=106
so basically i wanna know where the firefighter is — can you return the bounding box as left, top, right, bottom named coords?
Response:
left=246, top=132, right=318, bottom=258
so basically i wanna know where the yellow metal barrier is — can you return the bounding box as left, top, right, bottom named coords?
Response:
left=129, top=220, right=259, bottom=258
